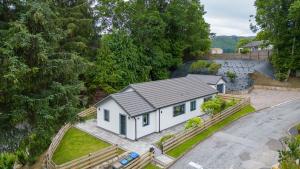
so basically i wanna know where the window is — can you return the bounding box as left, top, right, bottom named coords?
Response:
left=190, top=100, right=196, bottom=111
left=104, top=109, right=110, bottom=122
left=173, top=104, right=185, bottom=117
left=204, top=96, right=212, bottom=102
left=143, top=114, right=149, bottom=126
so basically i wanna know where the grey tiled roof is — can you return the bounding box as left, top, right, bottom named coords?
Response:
left=186, top=74, right=223, bottom=85
left=111, top=91, right=155, bottom=116
left=243, top=41, right=264, bottom=48
left=96, top=75, right=218, bottom=117
left=130, top=76, right=217, bottom=109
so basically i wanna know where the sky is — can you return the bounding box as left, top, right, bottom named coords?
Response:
left=201, top=0, right=257, bottom=36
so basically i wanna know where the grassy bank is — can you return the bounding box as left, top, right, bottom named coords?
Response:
left=166, top=105, right=255, bottom=158
left=52, top=127, right=111, bottom=165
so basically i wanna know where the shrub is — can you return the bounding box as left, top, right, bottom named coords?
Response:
left=275, top=72, right=288, bottom=81
left=201, top=97, right=226, bottom=115
left=278, top=136, right=300, bottom=169
left=189, top=60, right=209, bottom=73
left=226, top=71, right=237, bottom=82
left=15, top=150, right=29, bottom=165
left=0, top=153, right=16, bottom=169
left=185, top=117, right=203, bottom=130
left=240, top=48, right=250, bottom=54
left=157, top=134, right=175, bottom=149
left=226, top=99, right=237, bottom=107
left=208, top=63, right=221, bottom=74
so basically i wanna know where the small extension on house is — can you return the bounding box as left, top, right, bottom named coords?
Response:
left=95, top=74, right=226, bottom=140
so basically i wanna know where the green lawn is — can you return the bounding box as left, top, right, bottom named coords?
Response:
left=166, top=105, right=255, bottom=158
left=143, top=163, right=161, bottom=169
left=52, top=127, right=111, bottom=165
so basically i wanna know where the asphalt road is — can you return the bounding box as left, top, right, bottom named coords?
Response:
left=170, top=99, right=300, bottom=169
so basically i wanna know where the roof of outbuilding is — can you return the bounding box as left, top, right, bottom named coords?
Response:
left=96, top=75, right=218, bottom=117
left=243, top=41, right=264, bottom=48
left=186, top=74, right=224, bottom=85
left=111, top=91, right=155, bottom=117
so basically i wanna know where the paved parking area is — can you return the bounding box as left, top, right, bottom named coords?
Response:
left=246, top=89, right=300, bottom=110
left=76, top=119, right=184, bottom=155
left=170, top=99, right=300, bottom=169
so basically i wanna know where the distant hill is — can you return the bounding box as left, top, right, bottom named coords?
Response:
left=212, top=36, right=254, bottom=53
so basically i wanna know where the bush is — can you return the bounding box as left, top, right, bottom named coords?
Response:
left=226, top=99, right=237, bottom=107
left=189, top=60, right=209, bottom=73
left=226, top=71, right=237, bottom=82
left=208, top=63, right=221, bottom=74
left=201, top=97, right=226, bottom=115
left=0, top=153, right=16, bottom=169
left=240, top=48, right=250, bottom=54
left=157, top=134, right=175, bottom=149
left=15, top=150, right=29, bottom=165
left=275, top=72, right=288, bottom=81
left=185, top=117, right=203, bottom=130
left=278, top=136, right=300, bottom=169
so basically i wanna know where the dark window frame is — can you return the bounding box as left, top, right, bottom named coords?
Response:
left=142, top=113, right=149, bottom=126
left=190, top=100, right=196, bottom=111
left=173, top=104, right=185, bottom=117
left=104, top=109, right=110, bottom=122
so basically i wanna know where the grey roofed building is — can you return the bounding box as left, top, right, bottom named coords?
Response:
left=242, top=40, right=264, bottom=48
left=186, top=74, right=225, bottom=85
left=96, top=75, right=218, bottom=117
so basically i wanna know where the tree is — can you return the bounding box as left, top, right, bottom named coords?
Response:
left=236, top=38, right=253, bottom=49
left=0, top=0, right=84, bottom=161
left=254, top=0, right=300, bottom=80
left=90, top=30, right=150, bottom=93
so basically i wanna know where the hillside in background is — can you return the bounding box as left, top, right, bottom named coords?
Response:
left=212, top=36, right=254, bottom=53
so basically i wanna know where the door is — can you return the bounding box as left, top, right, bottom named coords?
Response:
left=119, top=114, right=126, bottom=136
left=217, top=84, right=224, bottom=93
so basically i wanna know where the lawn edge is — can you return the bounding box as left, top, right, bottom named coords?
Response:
left=165, top=104, right=256, bottom=168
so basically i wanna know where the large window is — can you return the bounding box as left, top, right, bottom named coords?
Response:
left=143, top=114, right=149, bottom=126
left=173, top=104, right=185, bottom=117
left=190, top=100, right=196, bottom=111
left=104, top=109, right=110, bottom=122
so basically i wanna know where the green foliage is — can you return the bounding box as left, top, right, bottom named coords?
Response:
left=236, top=38, right=254, bottom=49
left=0, top=153, right=16, bottom=169
left=296, top=124, right=300, bottom=131
left=254, top=0, right=300, bottom=80
left=275, top=72, right=288, bottom=82
left=157, top=134, right=175, bottom=149
left=15, top=150, right=29, bottom=165
left=212, top=36, right=254, bottom=53
left=208, top=63, right=222, bottom=74
left=201, top=97, right=226, bottom=115
left=185, top=117, right=203, bottom=130
left=189, top=60, right=221, bottom=75
left=226, top=71, right=237, bottom=82
left=240, top=48, right=250, bottom=54
left=278, top=136, right=300, bottom=169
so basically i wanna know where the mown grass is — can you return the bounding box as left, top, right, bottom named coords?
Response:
left=52, top=127, right=111, bottom=165
left=166, top=105, right=255, bottom=158
left=143, top=163, right=161, bottom=169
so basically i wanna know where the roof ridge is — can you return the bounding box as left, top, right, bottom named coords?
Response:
left=129, top=85, right=157, bottom=109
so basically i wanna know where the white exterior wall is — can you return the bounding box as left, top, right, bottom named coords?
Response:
left=135, top=111, right=157, bottom=138
left=159, top=97, right=207, bottom=131
left=97, top=99, right=135, bottom=140
left=210, top=79, right=226, bottom=94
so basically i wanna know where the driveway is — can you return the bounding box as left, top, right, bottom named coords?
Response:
left=170, top=99, right=300, bottom=169
left=246, top=88, right=300, bottom=110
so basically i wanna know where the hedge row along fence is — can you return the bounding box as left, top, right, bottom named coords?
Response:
left=161, top=95, right=251, bottom=153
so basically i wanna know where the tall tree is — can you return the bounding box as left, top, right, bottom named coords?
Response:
left=0, top=0, right=84, bottom=159
left=254, top=0, right=300, bottom=80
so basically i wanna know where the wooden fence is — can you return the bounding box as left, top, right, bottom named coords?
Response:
left=124, top=151, right=154, bottom=169
left=45, top=123, right=72, bottom=168
left=161, top=96, right=251, bottom=153
left=48, top=145, right=118, bottom=169
left=77, top=106, right=97, bottom=118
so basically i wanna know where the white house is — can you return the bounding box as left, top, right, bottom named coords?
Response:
left=211, top=48, right=223, bottom=54
left=95, top=75, right=224, bottom=140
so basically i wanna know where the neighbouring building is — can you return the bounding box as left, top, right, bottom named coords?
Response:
left=95, top=75, right=226, bottom=140
left=211, top=48, right=223, bottom=54
left=241, top=40, right=273, bottom=52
